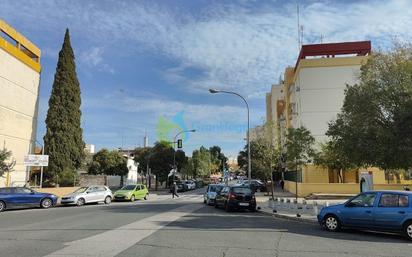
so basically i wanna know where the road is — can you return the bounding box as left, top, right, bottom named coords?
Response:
left=0, top=188, right=411, bottom=257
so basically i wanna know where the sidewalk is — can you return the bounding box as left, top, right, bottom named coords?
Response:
left=255, top=189, right=348, bottom=223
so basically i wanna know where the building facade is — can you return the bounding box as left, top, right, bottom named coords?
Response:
left=266, top=41, right=377, bottom=184
left=0, top=19, right=41, bottom=186
left=268, top=41, right=371, bottom=147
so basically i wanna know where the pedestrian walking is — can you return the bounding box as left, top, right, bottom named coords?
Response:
left=171, top=182, right=179, bottom=198
left=280, top=179, right=285, bottom=192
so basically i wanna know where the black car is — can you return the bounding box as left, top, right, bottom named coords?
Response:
left=215, top=186, right=256, bottom=212
left=242, top=180, right=266, bottom=192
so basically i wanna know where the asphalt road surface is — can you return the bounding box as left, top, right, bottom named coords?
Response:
left=1, top=188, right=411, bottom=257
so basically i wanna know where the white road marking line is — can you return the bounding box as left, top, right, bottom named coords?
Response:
left=44, top=203, right=203, bottom=257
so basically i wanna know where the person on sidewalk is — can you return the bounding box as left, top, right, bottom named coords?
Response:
left=280, top=179, right=285, bottom=192
left=171, top=182, right=179, bottom=198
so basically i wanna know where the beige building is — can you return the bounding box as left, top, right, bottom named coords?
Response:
left=0, top=19, right=41, bottom=186
left=268, top=41, right=371, bottom=149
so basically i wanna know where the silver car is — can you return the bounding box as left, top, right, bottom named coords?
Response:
left=61, top=185, right=113, bottom=206
left=203, top=184, right=224, bottom=205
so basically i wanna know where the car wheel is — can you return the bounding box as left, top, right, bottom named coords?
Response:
left=40, top=198, right=53, bottom=209
left=214, top=202, right=219, bottom=209
left=206, top=199, right=211, bottom=205
left=403, top=221, right=412, bottom=240
left=249, top=206, right=256, bottom=212
left=104, top=196, right=112, bottom=204
left=76, top=198, right=85, bottom=206
left=0, top=200, right=6, bottom=212
left=130, top=195, right=135, bottom=202
left=324, top=215, right=341, bottom=232
left=203, top=199, right=207, bottom=204
left=144, top=194, right=148, bottom=200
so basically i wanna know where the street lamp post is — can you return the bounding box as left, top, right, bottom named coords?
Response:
left=172, top=129, right=196, bottom=180
left=209, top=88, right=251, bottom=183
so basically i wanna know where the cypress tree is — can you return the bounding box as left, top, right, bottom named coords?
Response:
left=44, top=29, right=84, bottom=181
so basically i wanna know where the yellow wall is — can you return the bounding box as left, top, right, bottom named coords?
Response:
left=36, top=187, right=79, bottom=197
left=302, top=165, right=329, bottom=183
left=284, top=181, right=412, bottom=197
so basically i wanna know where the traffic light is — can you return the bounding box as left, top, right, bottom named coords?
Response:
left=177, top=139, right=183, bottom=149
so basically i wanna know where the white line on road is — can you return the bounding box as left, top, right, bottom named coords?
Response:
left=44, top=203, right=203, bottom=257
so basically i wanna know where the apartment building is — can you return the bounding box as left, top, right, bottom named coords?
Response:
left=0, top=19, right=41, bottom=186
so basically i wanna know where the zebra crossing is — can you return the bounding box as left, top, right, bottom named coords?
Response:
left=154, top=193, right=203, bottom=203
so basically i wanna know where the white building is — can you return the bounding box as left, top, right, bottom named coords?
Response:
left=0, top=19, right=41, bottom=186
left=267, top=41, right=371, bottom=145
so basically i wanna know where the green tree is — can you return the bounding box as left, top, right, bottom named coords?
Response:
left=285, top=126, right=315, bottom=172
left=149, top=141, right=174, bottom=186
left=327, top=44, right=412, bottom=176
left=133, top=147, right=152, bottom=174
left=209, top=146, right=228, bottom=172
left=175, top=149, right=188, bottom=172
left=192, top=146, right=213, bottom=178
left=181, top=157, right=195, bottom=178
left=237, top=138, right=279, bottom=181
left=0, top=148, right=14, bottom=178
left=44, top=29, right=84, bottom=182
left=314, top=140, right=355, bottom=183
left=88, top=149, right=128, bottom=184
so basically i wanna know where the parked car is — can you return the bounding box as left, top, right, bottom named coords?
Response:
left=203, top=184, right=224, bottom=205
left=215, top=185, right=256, bottom=212
left=318, top=190, right=412, bottom=240
left=241, top=179, right=266, bottom=192
left=61, top=185, right=113, bottom=206
left=184, top=180, right=196, bottom=190
left=0, top=187, right=58, bottom=212
left=114, top=184, right=149, bottom=201
left=169, top=182, right=185, bottom=193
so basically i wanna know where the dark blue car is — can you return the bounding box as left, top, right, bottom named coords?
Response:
left=318, top=190, right=412, bottom=240
left=0, top=187, right=58, bottom=212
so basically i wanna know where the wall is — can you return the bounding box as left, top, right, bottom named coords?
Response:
left=0, top=44, right=40, bottom=187
left=302, top=165, right=329, bottom=183
left=284, top=180, right=412, bottom=197
left=36, top=187, right=78, bottom=197
left=294, top=61, right=363, bottom=140
left=78, top=175, right=106, bottom=186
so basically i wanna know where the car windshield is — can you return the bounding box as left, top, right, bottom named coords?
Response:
left=210, top=185, right=224, bottom=192
left=73, top=187, right=88, bottom=193
left=121, top=185, right=136, bottom=190
left=232, top=187, right=252, bottom=194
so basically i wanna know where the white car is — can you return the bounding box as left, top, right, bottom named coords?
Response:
left=184, top=180, right=196, bottom=190
left=61, top=185, right=113, bottom=206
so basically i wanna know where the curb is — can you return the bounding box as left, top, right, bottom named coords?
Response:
left=257, top=208, right=318, bottom=224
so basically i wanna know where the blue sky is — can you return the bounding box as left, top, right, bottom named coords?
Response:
left=1, top=0, right=412, bottom=157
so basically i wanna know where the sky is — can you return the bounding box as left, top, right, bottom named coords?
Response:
left=1, top=0, right=412, bottom=157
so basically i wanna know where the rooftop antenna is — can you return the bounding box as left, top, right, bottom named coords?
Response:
left=320, top=34, right=324, bottom=44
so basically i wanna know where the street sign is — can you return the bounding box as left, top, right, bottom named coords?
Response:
left=177, top=139, right=182, bottom=148
left=24, top=155, right=49, bottom=167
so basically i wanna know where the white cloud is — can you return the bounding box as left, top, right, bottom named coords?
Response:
left=80, top=46, right=114, bottom=74
left=3, top=0, right=412, bottom=99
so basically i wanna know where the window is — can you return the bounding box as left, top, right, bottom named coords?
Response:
left=347, top=193, right=376, bottom=207
left=121, top=185, right=136, bottom=190
left=232, top=187, right=252, bottom=194
left=15, top=188, right=33, bottom=194
left=96, top=186, right=106, bottom=192
left=136, top=185, right=142, bottom=191
left=379, top=194, right=409, bottom=207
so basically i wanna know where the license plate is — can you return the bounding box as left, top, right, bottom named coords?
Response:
left=239, top=203, right=249, bottom=206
